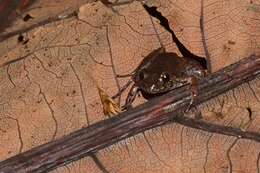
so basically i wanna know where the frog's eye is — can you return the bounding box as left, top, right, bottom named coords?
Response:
left=160, top=73, right=170, bottom=83
left=138, top=71, right=146, bottom=80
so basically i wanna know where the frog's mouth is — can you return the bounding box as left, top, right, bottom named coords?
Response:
left=139, top=79, right=189, bottom=100
left=140, top=89, right=169, bottom=100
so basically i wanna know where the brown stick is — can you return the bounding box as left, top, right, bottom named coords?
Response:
left=0, top=54, right=260, bottom=173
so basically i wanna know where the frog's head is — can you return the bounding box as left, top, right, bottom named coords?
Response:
left=133, top=69, right=185, bottom=95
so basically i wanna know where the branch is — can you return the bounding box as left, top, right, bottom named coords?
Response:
left=0, top=54, right=260, bottom=173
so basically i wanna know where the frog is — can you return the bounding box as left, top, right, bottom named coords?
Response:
left=123, top=47, right=206, bottom=109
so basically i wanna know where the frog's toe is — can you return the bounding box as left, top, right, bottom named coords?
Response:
left=122, top=104, right=134, bottom=111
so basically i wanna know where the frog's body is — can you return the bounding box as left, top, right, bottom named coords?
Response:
left=133, top=48, right=205, bottom=97
left=124, top=47, right=206, bottom=108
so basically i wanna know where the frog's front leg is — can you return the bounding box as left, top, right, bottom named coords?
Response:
left=112, top=80, right=133, bottom=99
left=186, top=68, right=207, bottom=105
left=123, top=85, right=139, bottom=110
left=181, top=76, right=206, bottom=119
left=183, top=76, right=201, bottom=113
left=190, top=76, right=199, bottom=97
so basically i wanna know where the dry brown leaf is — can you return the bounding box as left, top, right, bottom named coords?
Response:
left=0, top=0, right=260, bottom=173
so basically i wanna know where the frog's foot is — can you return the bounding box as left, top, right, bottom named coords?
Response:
left=122, top=85, right=139, bottom=110
left=184, top=106, right=203, bottom=120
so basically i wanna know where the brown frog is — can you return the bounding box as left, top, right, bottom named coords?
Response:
left=124, top=47, right=206, bottom=109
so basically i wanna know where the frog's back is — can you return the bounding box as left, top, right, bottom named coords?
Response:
left=148, top=52, right=195, bottom=77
